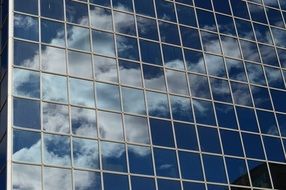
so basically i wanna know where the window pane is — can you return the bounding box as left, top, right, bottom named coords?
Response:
left=69, top=78, right=95, bottom=107
left=96, top=82, right=121, bottom=111
left=174, top=123, right=198, bottom=150
left=220, top=130, right=243, bottom=157
left=140, top=40, right=162, bottom=65
left=14, top=14, right=39, bottom=41
left=119, top=60, right=142, bottom=87
left=73, top=138, right=99, bottom=169
left=128, top=145, right=153, bottom=175
left=215, top=103, right=238, bottom=129
left=101, top=141, right=127, bottom=172
left=103, top=173, right=129, bottom=190
left=43, top=134, right=71, bottom=166
left=146, top=91, right=170, bottom=118
left=43, top=102, right=69, bottom=134
left=14, top=40, right=39, bottom=69
left=15, top=0, right=38, bottom=14
left=170, top=95, right=193, bottom=122
left=13, top=98, right=40, bottom=129
left=143, top=65, right=166, bottom=91
left=242, top=133, right=265, bottom=160
left=137, top=16, right=158, bottom=41
left=42, top=73, right=68, bottom=103
left=203, top=155, right=227, bottom=183
left=150, top=118, right=175, bottom=147
left=41, top=19, right=65, bottom=47
left=13, top=129, right=41, bottom=163
left=198, top=126, right=221, bottom=154
left=71, top=106, right=97, bottom=138
left=41, top=0, right=64, bottom=20
left=116, top=35, right=139, bottom=60
left=44, top=167, right=72, bottom=190
left=94, top=56, right=118, bottom=83
left=41, top=45, right=66, bottom=74
left=154, top=148, right=179, bottom=178
left=13, top=68, right=40, bottom=98
left=66, top=0, right=89, bottom=25
left=90, top=5, right=112, bottom=30
left=188, top=74, right=211, bottom=99
left=67, top=25, right=90, bottom=51
left=122, top=87, right=146, bottom=115
left=92, top=30, right=115, bottom=56
left=166, top=70, right=188, bottom=95
left=114, top=11, right=136, bottom=35
left=74, top=170, right=101, bottom=190
left=162, top=44, right=184, bottom=70
left=98, top=111, right=124, bottom=141
left=193, top=99, right=216, bottom=126
left=179, top=151, right=203, bottom=180
left=124, top=115, right=150, bottom=144
left=68, top=51, right=93, bottom=79
left=131, top=176, right=156, bottom=190
left=226, top=158, right=250, bottom=186
left=236, top=106, right=259, bottom=132
left=13, top=164, right=41, bottom=190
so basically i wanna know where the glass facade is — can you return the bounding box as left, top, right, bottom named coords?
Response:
left=1, top=0, right=286, bottom=189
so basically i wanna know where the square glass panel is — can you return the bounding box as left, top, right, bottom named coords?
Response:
left=94, top=56, right=118, bottom=83
left=198, top=126, right=221, bottom=154
left=174, top=122, right=198, bottom=150
left=188, top=74, right=211, bottom=99
left=204, top=53, right=226, bottom=77
left=68, top=50, right=93, bottom=79
left=42, top=73, right=68, bottom=103
left=157, top=179, right=181, bottom=190
left=92, top=30, right=115, bottom=57
left=67, top=24, right=90, bottom=51
left=140, top=40, right=162, bottom=66
left=146, top=91, right=170, bottom=118
left=116, top=35, right=139, bottom=60
left=69, top=78, right=95, bottom=107
left=96, top=82, right=121, bottom=111
left=41, top=45, right=66, bottom=74
left=13, top=129, right=41, bottom=163
left=154, top=148, right=179, bottom=178
left=180, top=26, right=201, bottom=50
left=220, top=129, right=243, bottom=157
left=43, top=102, right=69, bottom=134
left=143, top=64, right=166, bottom=91
left=137, top=16, right=158, bottom=41
left=13, top=164, right=41, bottom=190
left=90, top=5, right=112, bottom=31
left=13, top=68, right=40, bottom=98
left=71, top=106, right=97, bottom=138
left=14, top=14, right=39, bottom=41
left=103, top=173, right=129, bottom=190
left=236, top=106, right=259, bottom=132
left=114, top=11, right=136, bottom=36
left=119, top=60, right=142, bottom=87
left=41, top=19, right=65, bottom=47
left=166, top=70, right=188, bottom=95
left=231, top=82, right=252, bottom=107
left=98, top=111, right=124, bottom=141
left=131, top=176, right=156, bottom=190
left=170, top=95, right=193, bottom=122
left=184, top=49, right=205, bottom=74
left=226, top=158, right=250, bottom=186
left=124, top=115, right=150, bottom=144
left=179, top=151, right=203, bottom=180
left=15, top=0, right=38, bottom=14
left=159, top=21, right=180, bottom=45
left=41, top=0, right=64, bottom=20
left=66, top=0, right=89, bottom=25
left=128, top=145, right=153, bottom=175
left=162, top=44, right=184, bottom=70
left=101, top=141, right=127, bottom=172
left=74, top=170, right=101, bottom=190
left=121, top=87, right=146, bottom=115
left=150, top=118, right=175, bottom=147
left=203, top=154, right=227, bottom=183
left=257, top=110, right=279, bottom=135
left=14, top=40, right=39, bottom=69
left=73, top=138, right=99, bottom=169
left=193, top=99, right=216, bottom=126
left=44, top=167, right=72, bottom=190
left=242, top=133, right=265, bottom=160
left=43, top=134, right=71, bottom=166
left=215, top=103, right=238, bottom=129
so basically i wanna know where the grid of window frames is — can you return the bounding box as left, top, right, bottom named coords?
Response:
left=11, top=0, right=286, bottom=189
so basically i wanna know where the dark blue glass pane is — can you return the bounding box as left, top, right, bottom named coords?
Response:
left=179, top=151, right=203, bottom=180
left=198, top=126, right=221, bottom=153
left=15, top=0, right=38, bottom=14
left=131, top=176, right=156, bottom=190
left=134, top=0, right=155, bottom=17
left=157, top=179, right=181, bottom=190
left=112, top=0, right=133, bottom=11
left=220, top=130, right=243, bottom=157
left=128, top=145, right=153, bottom=175
left=235, top=18, right=255, bottom=40
left=14, top=98, right=40, bottom=130
left=14, top=14, right=39, bottom=41
left=194, top=0, right=212, bottom=10
left=180, top=26, right=201, bottom=50
left=263, top=136, right=285, bottom=162
left=66, top=0, right=88, bottom=25
left=253, top=23, right=273, bottom=44
left=159, top=21, right=180, bottom=45
left=251, top=86, right=272, bottom=110
left=215, top=103, right=238, bottom=129
left=117, top=35, right=139, bottom=61
left=150, top=118, right=174, bottom=147
left=225, top=58, right=247, bottom=82
left=176, top=5, right=197, bottom=27
left=230, top=0, right=249, bottom=19
left=248, top=3, right=267, bottom=24
left=203, top=154, right=227, bottom=183
left=162, top=44, right=184, bottom=69
left=184, top=49, right=205, bottom=74
left=216, top=14, right=236, bottom=36
left=154, top=148, right=179, bottom=178
left=236, top=106, right=259, bottom=132
left=226, top=157, right=250, bottom=186
left=210, top=78, right=232, bottom=103
left=265, top=67, right=285, bottom=89
left=170, top=96, right=193, bottom=122
left=41, top=0, right=64, bottom=20
left=155, top=0, right=176, bottom=22
left=242, top=133, right=265, bottom=160
left=196, top=9, right=216, bottom=32
left=277, top=113, right=286, bottom=137
left=256, top=110, right=279, bottom=135
left=140, top=40, right=162, bottom=65
left=189, top=74, right=211, bottom=99
left=213, top=0, right=231, bottom=14
left=103, top=173, right=129, bottom=190
left=193, top=99, right=216, bottom=126
left=271, top=89, right=286, bottom=112
left=41, top=19, right=65, bottom=46
left=174, top=123, right=198, bottom=150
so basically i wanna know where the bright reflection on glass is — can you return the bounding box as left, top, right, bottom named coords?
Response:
left=92, top=30, right=115, bottom=57
left=71, top=107, right=97, bottom=138
left=122, top=87, right=146, bottom=115
left=13, top=164, right=41, bottom=190
left=67, top=24, right=90, bottom=51
left=74, top=170, right=101, bottom=190
left=68, top=50, right=93, bottom=79
left=73, top=138, right=99, bottom=169
left=119, top=60, right=142, bottom=87
left=44, top=167, right=72, bottom=190
left=42, top=73, right=68, bottom=103
left=146, top=91, right=170, bottom=118
left=41, top=45, right=66, bottom=74
left=98, top=111, right=124, bottom=141
left=43, top=102, right=69, bottom=134
left=96, top=82, right=121, bottom=111
left=69, top=78, right=95, bottom=107
left=90, top=5, right=113, bottom=30
left=94, top=55, right=118, bottom=83
left=124, top=115, right=150, bottom=144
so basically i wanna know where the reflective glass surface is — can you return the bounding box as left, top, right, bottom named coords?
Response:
left=12, top=0, right=286, bottom=189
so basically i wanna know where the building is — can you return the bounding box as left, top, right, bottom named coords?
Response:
left=0, top=0, right=286, bottom=189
